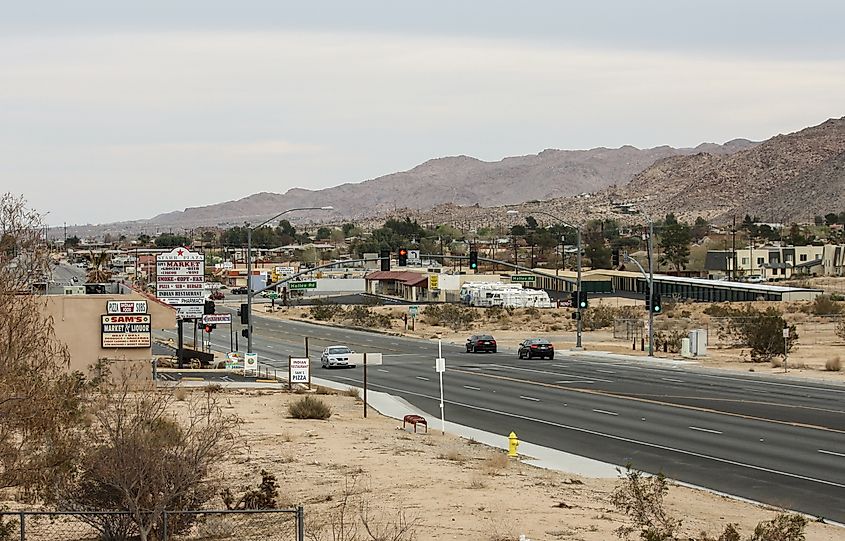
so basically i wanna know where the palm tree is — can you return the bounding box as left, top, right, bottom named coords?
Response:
left=86, top=251, right=113, bottom=283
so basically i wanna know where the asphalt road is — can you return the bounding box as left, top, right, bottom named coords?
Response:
left=156, top=308, right=845, bottom=523
left=51, top=262, right=87, bottom=284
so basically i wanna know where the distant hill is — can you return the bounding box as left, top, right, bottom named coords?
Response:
left=145, top=140, right=755, bottom=228
left=611, top=117, right=845, bottom=223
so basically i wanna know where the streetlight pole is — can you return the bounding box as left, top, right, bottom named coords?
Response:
left=647, top=220, right=655, bottom=357
left=508, top=209, right=583, bottom=350
left=246, top=206, right=333, bottom=353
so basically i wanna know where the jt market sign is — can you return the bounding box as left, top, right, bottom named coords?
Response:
left=101, top=314, right=151, bottom=348
left=156, top=247, right=205, bottom=319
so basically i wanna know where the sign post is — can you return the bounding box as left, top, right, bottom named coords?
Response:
left=783, top=327, right=790, bottom=373
left=435, top=339, right=446, bottom=435
left=289, top=356, right=311, bottom=388
left=363, top=352, right=368, bottom=418
left=244, top=353, right=258, bottom=376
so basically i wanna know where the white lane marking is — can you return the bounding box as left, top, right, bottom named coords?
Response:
left=415, top=376, right=430, bottom=381
left=593, top=409, right=619, bottom=416
left=818, top=449, right=845, bottom=457
left=493, top=364, right=612, bottom=383
left=360, top=381, right=845, bottom=490
left=266, top=345, right=274, bottom=349
left=595, top=369, right=615, bottom=374
left=689, top=426, right=723, bottom=435
left=463, top=385, right=481, bottom=391
left=377, top=369, right=390, bottom=373
left=555, top=380, right=595, bottom=385
left=661, top=377, right=683, bottom=383
left=520, top=396, right=540, bottom=402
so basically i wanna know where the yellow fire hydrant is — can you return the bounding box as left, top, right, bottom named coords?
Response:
left=508, top=431, right=520, bottom=458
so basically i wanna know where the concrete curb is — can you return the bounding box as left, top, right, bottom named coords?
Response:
left=311, top=376, right=618, bottom=478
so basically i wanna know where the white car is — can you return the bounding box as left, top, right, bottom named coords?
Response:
left=320, top=345, right=356, bottom=369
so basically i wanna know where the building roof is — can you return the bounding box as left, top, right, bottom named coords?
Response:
left=365, top=271, right=429, bottom=287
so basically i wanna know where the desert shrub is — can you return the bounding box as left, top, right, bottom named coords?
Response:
left=703, top=303, right=734, bottom=317
left=611, top=466, right=682, bottom=541
left=52, top=375, right=238, bottom=541
left=345, top=306, right=392, bottom=329
left=804, top=295, right=842, bottom=316
left=341, top=387, right=360, bottom=398
left=835, top=319, right=845, bottom=342
left=422, top=304, right=475, bottom=331
left=825, top=356, right=841, bottom=371
left=309, top=300, right=344, bottom=321
left=524, top=307, right=540, bottom=317
left=203, top=383, right=223, bottom=394
left=581, top=305, right=618, bottom=330
left=315, top=385, right=337, bottom=395
left=485, top=306, right=503, bottom=319
left=749, top=514, right=807, bottom=541
left=221, top=469, right=279, bottom=510
left=288, top=396, right=332, bottom=420
left=714, top=305, right=797, bottom=363
left=655, top=329, right=686, bottom=354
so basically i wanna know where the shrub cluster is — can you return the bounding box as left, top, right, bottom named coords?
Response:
left=288, top=396, right=332, bottom=420
left=422, top=304, right=475, bottom=330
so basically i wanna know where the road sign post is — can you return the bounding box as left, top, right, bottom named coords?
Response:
left=783, top=327, right=790, bottom=373
left=436, top=339, right=446, bottom=435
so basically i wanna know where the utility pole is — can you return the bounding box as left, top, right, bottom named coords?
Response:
left=731, top=215, right=737, bottom=280
left=647, top=221, right=655, bottom=357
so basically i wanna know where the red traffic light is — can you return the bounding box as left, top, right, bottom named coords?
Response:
left=399, top=248, right=408, bottom=256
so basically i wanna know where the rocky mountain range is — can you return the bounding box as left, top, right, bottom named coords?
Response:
left=144, top=140, right=754, bottom=228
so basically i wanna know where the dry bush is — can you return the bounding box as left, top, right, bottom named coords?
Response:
left=203, top=383, right=223, bottom=394
left=467, top=476, right=486, bottom=489
left=835, top=319, right=845, bottom=342
left=288, top=396, right=332, bottom=420
left=52, top=371, right=239, bottom=541
left=315, top=385, right=338, bottom=395
left=0, top=194, right=87, bottom=497
left=341, top=387, right=360, bottom=398
left=437, top=448, right=466, bottom=463
left=422, top=304, right=475, bottom=331
left=804, top=295, right=842, bottom=316
left=482, top=452, right=510, bottom=475
left=306, top=474, right=418, bottom=541
left=220, top=469, right=279, bottom=510
left=824, top=356, right=841, bottom=371
left=174, top=387, right=189, bottom=401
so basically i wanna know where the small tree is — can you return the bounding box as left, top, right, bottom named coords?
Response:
left=54, top=378, right=238, bottom=541
left=658, top=214, right=692, bottom=271
left=611, top=466, right=682, bottom=540
left=718, top=305, right=797, bottom=363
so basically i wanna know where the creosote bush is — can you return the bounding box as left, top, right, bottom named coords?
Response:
left=825, top=356, right=841, bottom=372
left=288, top=396, right=333, bottom=420
left=422, top=304, right=475, bottom=331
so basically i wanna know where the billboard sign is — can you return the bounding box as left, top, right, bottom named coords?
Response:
left=101, top=314, right=151, bottom=348
left=106, top=300, right=148, bottom=314
left=156, top=247, right=205, bottom=318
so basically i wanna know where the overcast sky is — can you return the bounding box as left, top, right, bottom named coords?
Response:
left=3, top=1, right=845, bottom=226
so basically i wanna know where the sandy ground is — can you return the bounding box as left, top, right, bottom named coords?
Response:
left=190, top=389, right=842, bottom=541
left=235, top=297, right=845, bottom=383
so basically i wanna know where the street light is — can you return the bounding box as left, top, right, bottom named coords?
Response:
left=620, top=213, right=656, bottom=357
left=246, top=206, right=333, bottom=353
left=507, top=209, right=584, bottom=350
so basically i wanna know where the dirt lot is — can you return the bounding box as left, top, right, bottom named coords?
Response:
left=200, top=389, right=842, bottom=540
left=239, top=296, right=845, bottom=383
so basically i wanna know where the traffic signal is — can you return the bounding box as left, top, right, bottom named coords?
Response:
left=203, top=324, right=215, bottom=333
left=571, top=291, right=588, bottom=309
left=239, top=303, right=249, bottom=324
left=469, top=250, right=478, bottom=270
left=380, top=249, right=391, bottom=271
left=398, top=248, right=408, bottom=266
left=241, top=329, right=249, bottom=338
left=611, top=248, right=620, bottom=268
left=651, top=294, right=662, bottom=314
left=204, top=300, right=215, bottom=314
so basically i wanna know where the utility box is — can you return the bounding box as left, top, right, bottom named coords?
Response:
left=680, top=337, right=692, bottom=358
left=689, top=329, right=708, bottom=357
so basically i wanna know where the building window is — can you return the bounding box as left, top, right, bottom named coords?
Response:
left=785, top=255, right=792, bottom=263
left=742, top=257, right=749, bottom=265
left=800, top=254, right=807, bottom=262
left=757, top=257, right=764, bottom=265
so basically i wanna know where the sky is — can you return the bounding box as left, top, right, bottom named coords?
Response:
left=2, top=1, right=845, bottom=226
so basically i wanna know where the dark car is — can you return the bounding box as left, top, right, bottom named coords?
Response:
left=466, top=334, right=497, bottom=353
left=517, top=338, right=554, bottom=360
left=231, top=287, right=248, bottom=295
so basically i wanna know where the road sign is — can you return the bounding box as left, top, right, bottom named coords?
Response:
left=101, top=314, right=151, bottom=348
left=409, top=305, right=419, bottom=318
left=288, top=280, right=317, bottom=290
left=435, top=357, right=446, bottom=373
left=408, top=249, right=420, bottom=262
left=511, top=275, right=536, bottom=283
left=428, top=274, right=439, bottom=289
left=202, top=314, right=232, bottom=325
left=156, top=247, right=205, bottom=318
left=289, top=357, right=310, bottom=385
left=244, top=353, right=258, bottom=375
left=107, top=300, right=148, bottom=314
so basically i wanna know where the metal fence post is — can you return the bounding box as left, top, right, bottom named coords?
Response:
left=297, top=506, right=304, bottom=541
left=162, top=510, right=168, bottom=541
left=19, top=512, right=24, bottom=541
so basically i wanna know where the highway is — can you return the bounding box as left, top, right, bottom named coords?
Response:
left=158, top=308, right=845, bottom=523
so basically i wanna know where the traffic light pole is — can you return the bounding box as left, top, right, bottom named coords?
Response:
left=647, top=221, right=654, bottom=357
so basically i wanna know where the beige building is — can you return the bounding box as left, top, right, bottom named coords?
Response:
left=706, top=245, right=831, bottom=280
left=44, top=291, right=176, bottom=379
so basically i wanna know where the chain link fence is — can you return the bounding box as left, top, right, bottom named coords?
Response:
left=0, top=508, right=304, bottom=541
